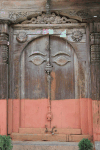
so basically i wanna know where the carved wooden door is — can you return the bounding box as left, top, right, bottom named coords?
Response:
left=20, top=35, right=75, bottom=128
left=21, top=35, right=50, bottom=128
left=50, top=36, right=75, bottom=128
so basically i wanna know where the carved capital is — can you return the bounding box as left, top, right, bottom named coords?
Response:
left=0, top=33, right=9, bottom=64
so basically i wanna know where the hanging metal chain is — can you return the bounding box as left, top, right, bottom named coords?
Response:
left=45, top=58, right=52, bottom=100
left=45, top=35, right=53, bottom=121
left=45, top=58, right=53, bottom=121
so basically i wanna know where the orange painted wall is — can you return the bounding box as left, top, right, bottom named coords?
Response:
left=7, top=98, right=93, bottom=136
left=1, top=98, right=100, bottom=142
left=51, top=99, right=80, bottom=129
left=20, top=99, right=50, bottom=128
left=92, top=100, right=100, bottom=141
left=80, top=98, right=93, bottom=135
left=0, top=100, right=7, bottom=135
left=8, top=99, right=81, bottom=131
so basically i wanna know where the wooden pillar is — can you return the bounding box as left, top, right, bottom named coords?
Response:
left=90, top=23, right=100, bottom=101
left=0, top=23, right=9, bottom=99
left=90, top=23, right=100, bottom=141
left=0, top=22, right=9, bottom=135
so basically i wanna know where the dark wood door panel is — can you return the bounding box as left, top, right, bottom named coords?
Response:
left=50, top=36, right=75, bottom=100
left=20, top=35, right=76, bottom=100
left=21, top=36, right=49, bottom=99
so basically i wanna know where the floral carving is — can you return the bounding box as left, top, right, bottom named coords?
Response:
left=21, top=13, right=78, bottom=24
left=9, top=11, right=28, bottom=20
left=76, top=10, right=89, bottom=18
left=71, top=31, right=83, bottom=42
left=16, top=32, right=27, bottom=43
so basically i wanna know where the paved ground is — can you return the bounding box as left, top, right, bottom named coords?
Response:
left=12, top=141, right=79, bottom=146
left=12, top=141, right=97, bottom=150
left=12, top=141, right=79, bottom=150
left=95, top=142, right=100, bottom=150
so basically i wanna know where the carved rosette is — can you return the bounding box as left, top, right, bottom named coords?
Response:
left=71, top=31, right=83, bottom=42
left=0, top=33, right=9, bottom=64
left=9, top=11, right=28, bottom=21
left=16, top=32, right=27, bottom=43
left=76, top=10, right=90, bottom=18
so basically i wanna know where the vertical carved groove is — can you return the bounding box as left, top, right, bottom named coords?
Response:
left=46, top=0, right=51, bottom=15
left=0, top=24, right=9, bottom=100
left=0, top=33, right=9, bottom=64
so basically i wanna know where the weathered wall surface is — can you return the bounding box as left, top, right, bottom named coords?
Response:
left=0, top=0, right=100, bottom=142
left=0, top=0, right=100, bottom=23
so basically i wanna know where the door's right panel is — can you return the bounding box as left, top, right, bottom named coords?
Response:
left=50, top=36, right=80, bottom=129
left=50, top=36, right=75, bottom=100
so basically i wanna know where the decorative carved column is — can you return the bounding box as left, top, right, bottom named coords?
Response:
left=0, top=22, right=9, bottom=99
left=90, top=33, right=100, bottom=63
left=90, top=32, right=100, bottom=100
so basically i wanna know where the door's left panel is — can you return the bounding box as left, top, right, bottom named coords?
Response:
left=8, top=30, right=50, bottom=134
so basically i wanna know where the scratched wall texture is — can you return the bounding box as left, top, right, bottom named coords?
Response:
left=0, top=0, right=100, bottom=142
left=0, top=0, right=100, bottom=23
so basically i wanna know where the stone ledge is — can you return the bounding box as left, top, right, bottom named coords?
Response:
left=11, top=133, right=93, bottom=142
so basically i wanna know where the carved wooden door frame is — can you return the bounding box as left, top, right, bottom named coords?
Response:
left=9, top=12, right=90, bottom=133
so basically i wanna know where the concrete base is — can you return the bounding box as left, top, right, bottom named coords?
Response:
left=12, top=141, right=79, bottom=150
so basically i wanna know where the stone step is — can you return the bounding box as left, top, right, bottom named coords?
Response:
left=19, top=128, right=82, bottom=135
left=12, top=141, right=79, bottom=150
left=11, top=133, right=93, bottom=142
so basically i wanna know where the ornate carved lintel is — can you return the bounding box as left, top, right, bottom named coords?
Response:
left=21, top=12, right=78, bottom=24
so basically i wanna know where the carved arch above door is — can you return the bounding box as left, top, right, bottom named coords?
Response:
left=9, top=17, right=88, bottom=100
